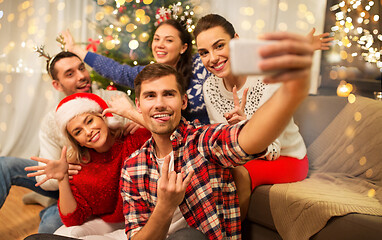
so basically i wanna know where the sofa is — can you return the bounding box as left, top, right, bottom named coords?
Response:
left=242, top=95, right=382, bottom=240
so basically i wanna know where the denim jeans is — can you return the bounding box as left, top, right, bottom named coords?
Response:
left=0, top=156, right=63, bottom=233
left=39, top=204, right=63, bottom=233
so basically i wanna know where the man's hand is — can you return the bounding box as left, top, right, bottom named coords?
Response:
left=103, top=94, right=146, bottom=127
left=238, top=32, right=313, bottom=155
left=123, top=121, right=144, bottom=135
left=25, top=146, right=70, bottom=186
left=60, top=29, right=87, bottom=60
left=258, top=32, right=313, bottom=95
left=61, top=29, right=75, bottom=52
left=156, top=155, right=195, bottom=212
left=308, top=28, right=334, bottom=51
left=224, top=86, right=248, bottom=125
left=130, top=156, right=194, bottom=240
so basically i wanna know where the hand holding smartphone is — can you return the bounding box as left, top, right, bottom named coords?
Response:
left=230, top=39, right=276, bottom=76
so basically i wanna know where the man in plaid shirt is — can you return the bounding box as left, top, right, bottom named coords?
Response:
left=106, top=32, right=314, bottom=239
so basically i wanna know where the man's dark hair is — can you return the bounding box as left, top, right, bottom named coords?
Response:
left=48, top=51, right=82, bottom=80
left=134, top=63, right=186, bottom=98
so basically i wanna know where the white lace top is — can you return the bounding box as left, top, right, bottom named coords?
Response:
left=203, top=75, right=306, bottom=160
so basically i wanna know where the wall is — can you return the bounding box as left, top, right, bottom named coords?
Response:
left=0, top=0, right=97, bottom=158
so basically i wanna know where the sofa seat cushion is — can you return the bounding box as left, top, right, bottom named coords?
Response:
left=311, top=213, right=382, bottom=240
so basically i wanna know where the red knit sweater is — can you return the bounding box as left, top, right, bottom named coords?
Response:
left=59, top=128, right=151, bottom=226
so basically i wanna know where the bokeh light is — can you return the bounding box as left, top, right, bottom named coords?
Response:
left=337, top=81, right=353, bottom=97
left=119, top=15, right=130, bottom=24
left=354, top=112, right=362, bottom=121
left=348, top=94, right=356, bottom=103
left=139, top=32, right=149, bottom=42
left=0, top=122, right=7, bottom=133
left=368, top=188, right=376, bottom=198
left=126, top=23, right=136, bottom=32
left=96, top=11, right=105, bottom=21
left=129, top=39, right=139, bottom=50
left=359, top=156, right=367, bottom=166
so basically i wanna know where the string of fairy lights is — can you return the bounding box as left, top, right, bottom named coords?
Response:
left=327, top=0, right=381, bottom=98
left=330, top=0, right=381, bottom=70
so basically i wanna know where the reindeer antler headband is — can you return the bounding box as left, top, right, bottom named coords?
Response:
left=34, top=34, right=67, bottom=78
left=56, top=34, right=66, bottom=51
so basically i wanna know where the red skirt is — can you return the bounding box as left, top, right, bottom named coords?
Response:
left=243, top=155, right=309, bottom=191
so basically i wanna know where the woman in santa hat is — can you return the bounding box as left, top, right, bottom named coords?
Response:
left=25, top=92, right=151, bottom=239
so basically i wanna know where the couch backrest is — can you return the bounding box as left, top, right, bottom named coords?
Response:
left=293, top=95, right=348, bottom=148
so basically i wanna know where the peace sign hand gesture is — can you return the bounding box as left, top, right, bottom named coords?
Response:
left=224, top=86, right=249, bottom=125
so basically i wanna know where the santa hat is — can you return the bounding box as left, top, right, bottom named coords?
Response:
left=55, top=92, right=120, bottom=134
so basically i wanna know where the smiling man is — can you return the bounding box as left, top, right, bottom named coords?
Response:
left=49, top=53, right=92, bottom=95
left=104, top=30, right=314, bottom=240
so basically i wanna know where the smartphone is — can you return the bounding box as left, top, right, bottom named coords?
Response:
left=229, top=39, right=276, bottom=76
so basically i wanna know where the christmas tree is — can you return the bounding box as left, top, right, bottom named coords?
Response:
left=88, top=0, right=197, bottom=94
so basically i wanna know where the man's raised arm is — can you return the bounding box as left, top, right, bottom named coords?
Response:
left=238, top=32, right=313, bottom=155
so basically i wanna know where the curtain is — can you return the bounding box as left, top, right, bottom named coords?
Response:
left=0, top=0, right=96, bottom=158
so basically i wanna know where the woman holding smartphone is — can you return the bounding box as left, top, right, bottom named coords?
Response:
left=193, top=14, right=317, bottom=220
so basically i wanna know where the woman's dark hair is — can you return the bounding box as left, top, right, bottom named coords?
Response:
left=193, top=14, right=236, bottom=42
left=134, top=63, right=186, bottom=98
left=156, top=19, right=193, bottom=85
left=48, top=51, right=82, bottom=80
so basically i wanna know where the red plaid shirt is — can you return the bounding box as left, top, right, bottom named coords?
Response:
left=121, top=118, right=263, bottom=239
